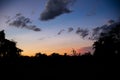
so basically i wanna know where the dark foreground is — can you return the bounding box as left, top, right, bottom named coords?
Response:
left=0, top=56, right=119, bottom=79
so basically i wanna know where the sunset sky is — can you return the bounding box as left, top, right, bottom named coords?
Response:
left=0, top=0, right=120, bottom=56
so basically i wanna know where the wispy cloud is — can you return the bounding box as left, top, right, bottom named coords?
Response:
left=68, top=27, right=74, bottom=32
left=57, top=29, right=65, bottom=35
left=76, top=27, right=89, bottom=38
left=6, top=13, right=41, bottom=31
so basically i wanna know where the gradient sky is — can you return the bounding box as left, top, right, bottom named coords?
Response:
left=0, top=0, right=120, bottom=56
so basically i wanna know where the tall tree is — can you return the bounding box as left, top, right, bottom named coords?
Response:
left=93, top=22, right=120, bottom=56
left=0, top=30, right=23, bottom=58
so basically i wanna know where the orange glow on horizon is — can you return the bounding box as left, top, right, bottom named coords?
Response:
left=17, top=36, right=93, bottom=56
left=21, top=46, right=93, bottom=56
left=21, top=48, right=75, bottom=56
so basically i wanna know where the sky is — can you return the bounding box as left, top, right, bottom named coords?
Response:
left=0, top=0, right=120, bottom=56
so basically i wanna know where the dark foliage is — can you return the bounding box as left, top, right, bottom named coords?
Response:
left=0, top=30, right=23, bottom=58
left=93, top=23, right=120, bottom=56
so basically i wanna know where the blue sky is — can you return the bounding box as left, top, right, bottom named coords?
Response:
left=0, top=0, right=120, bottom=56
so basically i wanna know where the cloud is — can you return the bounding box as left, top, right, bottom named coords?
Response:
left=15, top=13, right=22, bottom=17
left=57, top=29, right=65, bottom=35
left=91, top=19, right=120, bottom=40
left=25, top=25, right=41, bottom=31
left=40, top=0, right=76, bottom=21
left=68, top=27, right=74, bottom=32
left=9, top=16, right=31, bottom=27
left=76, top=27, right=82, bottom=34
left=90, top=27, right=102, bottom=40
left=90, top=24, right=113, bottom=40
left=107, top=19, right=115, bottom=25
left=76, top=27, right=89, bottom=38
left=7, top=13, right=41, bottom=31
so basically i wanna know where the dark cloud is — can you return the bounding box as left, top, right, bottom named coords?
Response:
left=90, top=27, right=102, bottom=40
left=91, top=19, right=120, bottom=40
left=76, top=28, right=89, bottom=38
left=7, top=13, right=41, bottom=31
left=15, top=13, right=22, bottom=17
left=9, top=16, right=31, bottom=27
left=80, top=30, right=89, bottom=38
left=57, top=29, right=65, bottom=35
left=76, top=27, right=82, bottom=34
left=40, top=0, right=76, bottom=21
left=68, top=27, right=74, bottom=32
left=108, top=19, right=115, bottom=24
left=25, top=25, right=41, bottom=31
left=90, top=24, right=112, bottom=40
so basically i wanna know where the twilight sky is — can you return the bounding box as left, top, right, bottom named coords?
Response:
left=0, top=0, right=120, bottom=56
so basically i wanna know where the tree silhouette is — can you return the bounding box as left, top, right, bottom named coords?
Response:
left=35, top=52, right=47, bottom=57
left=50, top=53, right=61, bottom=57
left=71, top=49, right=77, bottom=56
left=93, top=23, right=120, bottom=56
left=0, top=30, right=23, bottom=58
left=82, top=52, right=91, bottom=56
